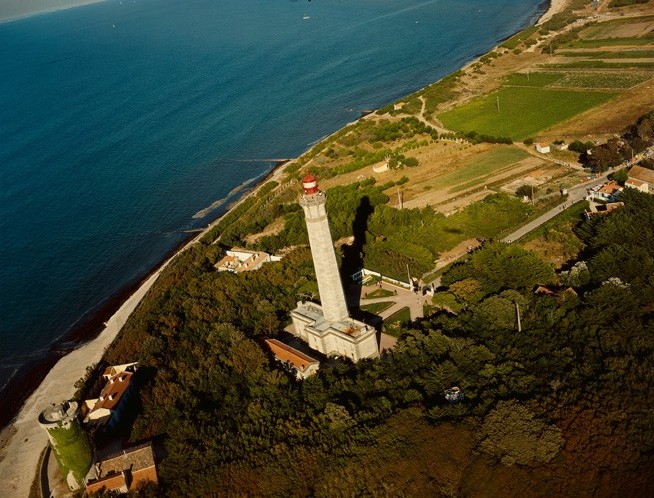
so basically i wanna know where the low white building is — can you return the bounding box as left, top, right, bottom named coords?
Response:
left=82, top=363, right=138, bottom=428
left=595, top=180, right=623, bottom=202
left=214, top=249, right=280, bottom=273
left=535, top=143, right=550, bottom=154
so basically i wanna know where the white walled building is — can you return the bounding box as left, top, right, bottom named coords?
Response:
left=290, top=172, right=379, bottom=362
left=626, top=165, right=653, bottom=194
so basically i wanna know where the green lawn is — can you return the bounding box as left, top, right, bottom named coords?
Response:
left=438, top=87, right=618, bottom=140
left=365, top=287, right=396, bottom=299
left=385, top=306, right=411, bottom=325
left=383, top=306, right=412, bottom=337
left=360, top=301, right=395, bottom=314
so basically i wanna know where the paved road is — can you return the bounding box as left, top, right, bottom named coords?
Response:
left=501, top=174, right=606, bottom=243
left=502, top=147, right=654, bottom=243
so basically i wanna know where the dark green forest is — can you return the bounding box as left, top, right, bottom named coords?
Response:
left=88, top=188, right=654, bottom=497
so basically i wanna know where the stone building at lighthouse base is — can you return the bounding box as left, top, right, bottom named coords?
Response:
left=291, top=301, right=379, bottom=361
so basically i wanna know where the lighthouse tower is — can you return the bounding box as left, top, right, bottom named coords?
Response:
left=291, top=172, right=379, bottom=361
left=298, top=172, right=349, bottom=322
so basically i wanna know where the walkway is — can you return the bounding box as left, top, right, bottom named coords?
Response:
left=356, top=282, right=427, bottom=322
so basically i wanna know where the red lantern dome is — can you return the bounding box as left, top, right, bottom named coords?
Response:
left=302, top=171, right=318, bottom=195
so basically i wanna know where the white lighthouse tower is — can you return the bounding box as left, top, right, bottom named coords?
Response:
left=291, top=172, right=379, bottom=361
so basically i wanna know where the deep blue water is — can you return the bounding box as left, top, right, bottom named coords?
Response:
left=0, top=0, right=543, bottom=392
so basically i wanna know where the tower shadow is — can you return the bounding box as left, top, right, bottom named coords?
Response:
left=341, top=196, right=374, bottom=310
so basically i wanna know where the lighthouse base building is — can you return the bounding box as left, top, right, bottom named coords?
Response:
left=290, top=172, right=378, bottom=362
left=291, top=302, right=379, bottom=361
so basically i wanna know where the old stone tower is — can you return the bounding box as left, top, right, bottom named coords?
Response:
left=38, top=400, right=92, bottom=490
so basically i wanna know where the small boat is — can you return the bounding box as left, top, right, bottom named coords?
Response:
left=303, top=14, right=310, bottom=20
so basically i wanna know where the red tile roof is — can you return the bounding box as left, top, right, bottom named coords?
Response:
left=265, top=339, right=319, bottom=371
left=100, top=443, right=156, bottom=476
left=91, top=371, right=133, bottom=413
left=131, top=466, right=159, bottom=488
left=86, top=473, right=127, bottom=495
left=599, top=180, right=621, bottom=195
left=626, top=178, right=645, bottom=187
left=629, top=165, right=654, bottom=184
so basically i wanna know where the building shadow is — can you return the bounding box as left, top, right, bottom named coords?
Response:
left=341, top=196, right=374, bottom=310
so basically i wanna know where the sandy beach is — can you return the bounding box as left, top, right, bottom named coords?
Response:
left=538, top=0, right=567, bottom=24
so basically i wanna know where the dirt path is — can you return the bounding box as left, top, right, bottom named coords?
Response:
left=417, top=96, right=451, bottom=135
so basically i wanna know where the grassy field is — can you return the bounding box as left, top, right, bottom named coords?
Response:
left=520, top=200, right=588, bottom=267
left=436, top=147, right=530, bottom=191
left=579, top=16, right=654, bottom=40
left=365, top=287, right=396, bottom=299
left=500, top=25, right=540, bottom=50
left=438, top=87, right=618, bottom=140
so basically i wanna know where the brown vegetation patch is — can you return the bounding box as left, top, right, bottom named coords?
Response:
left=538, top=79, right=654, bottom=138
left=244, top=217, right=285, bottom=244
left=586, top=19, right=654, bottom=39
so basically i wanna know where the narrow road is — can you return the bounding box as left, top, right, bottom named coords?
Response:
left=503, top=147, right=653, bottom=243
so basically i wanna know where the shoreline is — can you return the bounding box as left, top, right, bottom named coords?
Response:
left=0, top=0, right=108, bottom=24
left=0, top=160, right=292, bottom=496
left=537, top=0, right=565, bottom=25
left=0, top=0, right=568, bottom=493
left=0, top=162, right=286, bottom=429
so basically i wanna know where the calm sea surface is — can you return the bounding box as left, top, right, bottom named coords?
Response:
left=0, top=0, right=543, bottom=392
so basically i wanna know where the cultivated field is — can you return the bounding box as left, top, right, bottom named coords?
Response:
left=437, top=87, right=617, bottom=141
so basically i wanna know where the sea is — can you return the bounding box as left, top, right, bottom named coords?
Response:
left=0, top=0, right=544, bottom=404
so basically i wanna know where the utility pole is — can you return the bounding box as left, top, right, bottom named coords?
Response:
left=496, top=95, right=500, bottom=112
left=526, top=71, right=530, bottom=82
left=531, top=184, right=535, bottom=205
left=397, top=188, right=403, bottom=209
left=407, top=263, right=411, bottom=288
left=515, top=302, right=522, bottom=332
